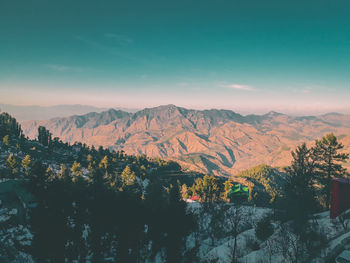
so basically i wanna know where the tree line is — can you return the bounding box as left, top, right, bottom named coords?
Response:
left=0, top=114, right=197, bottom=262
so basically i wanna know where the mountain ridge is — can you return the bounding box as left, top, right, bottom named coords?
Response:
left=0, top=103, right=139, bottom=121
left=20, top=104, right=350, bottom=176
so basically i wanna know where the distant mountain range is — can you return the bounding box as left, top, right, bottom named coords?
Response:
left=0, top=103, right=139, bottom=121
left=21, top=105, right=350, bottom=176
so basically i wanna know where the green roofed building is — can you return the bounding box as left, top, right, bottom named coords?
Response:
left=228, top=184, right=249, bottom=200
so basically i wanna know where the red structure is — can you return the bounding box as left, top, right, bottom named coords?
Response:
left=330, top=178, right=350, bottom=219
left=190, top=196, right=200, bottom=201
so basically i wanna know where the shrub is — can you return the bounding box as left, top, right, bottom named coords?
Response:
left=255, top=216, right=274, bottom=241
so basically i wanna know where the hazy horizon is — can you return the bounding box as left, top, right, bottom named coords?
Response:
left=2, top=102, right=350, bottom=118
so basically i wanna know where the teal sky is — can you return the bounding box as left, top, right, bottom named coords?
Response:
left=1, top=0, right=350, bottom=115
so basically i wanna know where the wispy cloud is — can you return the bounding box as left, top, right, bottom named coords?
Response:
left=104, top=33, right=133, bottom=45
left=224, top=84, right=255, bottom=91
left=47, top=64, right=83, bottom=72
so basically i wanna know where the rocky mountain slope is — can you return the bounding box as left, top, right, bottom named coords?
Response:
left=21, top=105, right=350, bottom=176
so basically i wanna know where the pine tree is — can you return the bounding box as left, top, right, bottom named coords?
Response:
left=87, top=154, right=93, bottom=165
left=6, top=153, right=18, bottom=177
left=202, top=175, right=220, bottom=202
left=121, top=165, right=136, bottom=187
left=59, top=164, right=70, bottom=181
left=99, top=155, right=109, bottom=170
left=2, top=134, right=10, bottom=147
left=22, top=155, right=32, bottom=176
left=223, top=180, right=233, bottom=201
left=190, top=175, right=220, bottom=202
left=180, top=184, right=189, bottom=199
left=191, top=177, right=204, bottom=201
left=38, top=126, right=52, bottom=146
left=284, top=143, right=317, bottom=233
left=71, top=161, right=83, bottom=182
left=313, top=133, right=349, bottom=208
left=166, top=183, right=194, bottom=263
left=0, top=112, right=22, bottom=139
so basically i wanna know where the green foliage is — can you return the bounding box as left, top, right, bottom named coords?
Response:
left=45, top=167, right=54, bottom=180
left=22, top=155, right=32, bottom=176
left=71, top=161, right=82, bottom=182
left=59, top=164, right=70, bottom=181
left=37, top=126, right=52, bottom=147
left=223, top=180, right=233, bottom=201
left=0, top=112, right=22, bottom=139
left=121, top=165, right=136, bottom=187
left=191, top=175, right=220, bottom=202
left=181, top=183, right=189, bottom=199
left=283, top=143, right=318, bottom=233
left=144, top=181, right=196, bottom=263
left=3, top=134, right=10, bottom=146
left=6, top=153, right=18, bottom=177
left=153, top=158, right=182, bottom=171
left=27, top=165, right=195, bottom=262
left=313, top=133, right=349, bottom=208
left=99, top=155, right=109, bottom=170
left=255, top=216, right=274, bottom=241
left=237, top=164, right=286, bottom=205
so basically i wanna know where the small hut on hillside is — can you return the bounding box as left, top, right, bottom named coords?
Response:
left=228, top=183, right=249, bottom=201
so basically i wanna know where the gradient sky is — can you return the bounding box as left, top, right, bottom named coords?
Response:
left=1, top=0, right=350, bottom=115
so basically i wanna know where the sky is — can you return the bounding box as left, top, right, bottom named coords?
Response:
left=1, top=0, right=350, bottom=115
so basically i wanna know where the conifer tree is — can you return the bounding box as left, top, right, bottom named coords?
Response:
left=191, top=177, right=205, bottom=200
left=6, top=153, right=18, bottom=177
left=45, top=167, right=54, bottom=179
left=284, top=143, right=317, bottom=233
left=180, top=184, right=189, bottom=199
left=313, top=133, right=349, bottom=208
left=38, top=126, right=52, bottom=146
left=59, top=163, right=70, bottom=181
left=71, top=161, right=83, bottom=182
left=99, top=155, right=109, bottom=170
left=121, top=165, right=136, bottom=187
left=202, top=175, right=220, bottom=202
left=29, top=160, right=47, bottom=183
left=223, top=180, right=233, bottom=201
left=87, top=154, right=93, bottom=165
left=22, top=155, right=32, bottom=176
left=0, top=112, right=22, bottom=139
left=3, top=134, right=10, bottom=147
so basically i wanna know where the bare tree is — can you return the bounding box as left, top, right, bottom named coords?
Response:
left=265, top=238, right=278, bottom=263
left=226, top=204, right=248, bottom=263
left=276, top=223, right=306, bottom=263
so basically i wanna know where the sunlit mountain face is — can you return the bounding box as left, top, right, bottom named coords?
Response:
left=21, top=105, right=350, bottom=175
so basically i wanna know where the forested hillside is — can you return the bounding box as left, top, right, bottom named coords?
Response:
left=1, top=112, right=349, bottom=262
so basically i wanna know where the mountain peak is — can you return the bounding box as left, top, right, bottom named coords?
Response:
left=134, top=104, right=186, bottom=118
left=264, top=111, right=284, bottom=117
left=151, top=104, right=180, bottom=111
